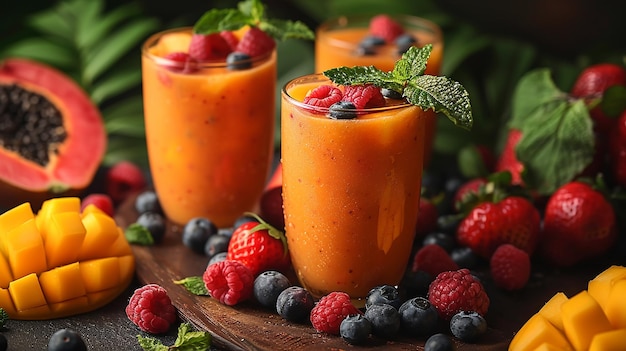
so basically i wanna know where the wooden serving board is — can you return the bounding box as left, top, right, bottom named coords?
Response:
left=115, top=195, right=599, bottom=351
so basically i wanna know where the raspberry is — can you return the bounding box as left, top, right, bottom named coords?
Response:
left=342, top=84, right=386, bottom=109
left=125, top=284, right=177, bottom=334
left=189, top=33, right=232, bottom=61
left=106, top=160, right=146, bottom=205
left=369, top=14, right=405, bottom=43
left=411, top=244, right=459, bottom=278
left=81, top=193, right=114, bottom=217
left=302, top=85, right=343, bottom=108
left=310, top=291, right=361, bottom=335
left=203, top=260, right=254, bottom=306
left=163, top=52, right=198, bottom=73
left=235, top=26, right=276, bottom=57
left=490, top=243, right=531, bottom=291
left=219, top=30, right=239, bottom=51
left=427, top=268, right=490, bottom=321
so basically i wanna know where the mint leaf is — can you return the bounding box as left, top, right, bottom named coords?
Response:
left=193, top=9, right=251, bottom=34
left=323, top=45, right=473, bottom=130
left=510, top=68, right=565, bottom=129
left=172, top=323, right=212, bottom=351
left=125, top=223, right=154, bottom=245
left=137, top=335, right=169, bottom=351
left=238, top=0, right=265, bottom=22
left=516, top=99, right=594, bottom=195
left=259, top=19, right=314, bottom=41
left=174, top=276, right=209, bottom=296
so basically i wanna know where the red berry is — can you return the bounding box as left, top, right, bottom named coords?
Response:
left=415, top=197, right=439, bottom=237
left=125, top=284, right=177, bottom=334
left=310, top=291, right=361, bottom=335
left=411, top=244, right=459, bottom=278
left=189, top=33, right=232, bottom=61
left=490, top=244, right=531, bottom=291
left=203, top=260, right=254, bottom=306
left=235, top=26, right=276, bottom=57
left=428, top=268, right=490, bottom=321
left=495, top=129, right=525, bottom=186
left=453, top=177, right=487, bottom=212
left=106, top=161, right=146, bottom=205
left=303, top=85, right=343, bottom=108
left=342, top=84, right=386, bottom=109
left=369, top=14, right=405, bottom=43
left=81, top=193, right=114, bottom=216
left=162, top=52, right=198, bottom=73
left=220, top=30, right=239, bottom=51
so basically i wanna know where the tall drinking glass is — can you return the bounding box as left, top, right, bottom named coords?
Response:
left=281, top=74, right=427, bottom=301
left=141, top=28, right=276, bottom=227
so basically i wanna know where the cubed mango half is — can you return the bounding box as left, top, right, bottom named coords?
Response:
left=509, top=314, right=573, bottom=351
left=561, top=290, right=613, bottom=351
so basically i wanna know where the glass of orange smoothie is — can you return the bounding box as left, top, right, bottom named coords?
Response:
left=315, top=14, right=444, bottom=166
left=281, top=74, right=427, bottom=300
left=141, top=28, right=276, bottom=228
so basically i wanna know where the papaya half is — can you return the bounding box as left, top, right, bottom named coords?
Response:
left=0, top=58, right=106, bottom=211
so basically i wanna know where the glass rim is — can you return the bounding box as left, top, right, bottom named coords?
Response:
left=317, top=14, right=442, bottom=39
left=141, top=26, right=274, bottom=69
left=282, top=73, right=413, bottom=115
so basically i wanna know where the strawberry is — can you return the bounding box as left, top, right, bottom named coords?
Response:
left=571, top=63, right=626, bottom=135
left=368, top=14, right=404, bottom=43
left=608, top=110, right=626, bottom=187
left=495, top=129, right=525, bottom=186
left=226, top=213, right=290, bottom=276
left=452, top=177, right=487, bottom=212
left=189, top=33, right=232, bottom=61
left=540, top=180, right=617, bottom=267
left=235, top=26, right=276, bottom=57
left=415, top=197, right=438, bottom=238
left=456, top=195, right=540, bottom=259
left=260, top=164, right=284, bottom=230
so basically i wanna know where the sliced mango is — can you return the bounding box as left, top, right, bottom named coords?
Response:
left=537, top=292, right=568, bottom=332
left=589, top=328, right=626, bottom=351
left=509, top=314, right=573, bottom=351
left=533, top=342, right=568, bottom=351
left=0, top=197, right=135, bottom=320
left=588, top=265, right=626, bottom=312
left=605, top=279, right=626, bottom=329
left=561, top=290, right=613, bottom=351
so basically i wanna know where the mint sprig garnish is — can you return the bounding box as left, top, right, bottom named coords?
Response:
left=125, top=223, right=154, bottom=246
left=174, top=276, right=209, bottom=296
left=138, top=323, right=211, bottom=351
left=509, top=68, right=595, bottom=195
left=193, top=0, right=314, bottom=41
left=323, top=44, right=473, bottom=130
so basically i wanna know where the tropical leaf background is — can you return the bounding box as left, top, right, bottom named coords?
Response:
left=2, top=0, right=624, bottom=173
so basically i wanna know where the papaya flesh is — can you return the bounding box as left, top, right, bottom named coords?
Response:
left=0, top=197, right=134, bottom=320
left=0, top=58, right=106, bottom=210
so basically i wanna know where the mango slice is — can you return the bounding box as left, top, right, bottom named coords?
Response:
left=537, top=292, right=568, bottom=332
left=561, top=290, right=613, bottom=351
left=589, top=328, right=626, bottom=351
left=509, top=313, right=573, bottom=351
left=588, top=265, right=626, bottom=312
left=0, top=197, right=135, bottom=320
left=605, top=280, right=626, bottom=329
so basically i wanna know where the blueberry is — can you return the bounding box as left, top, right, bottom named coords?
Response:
left=424, top=333, right=456, bottom=351
left=134, top=190, right=162, bottom=214
left=398, top=297, right=439, bottom=337
left=422, top=232, right=456, bottom=252
left=329, top=101, right=357, bottom=120
left=182, top=217, right=218, bottom=254
left=365, top=285, right=402, bottom=310
left=276, top=286, right=315, bottom=323
left=450, top=246, right=479, bottom=269
left=400, top=269, right=433, bottom=296
left=340, top=314, right=372, bottom=345
left=395, top=33, right=417, bottom=54
left=47, top=328, right=87, bottom=351
left=226, top=51, right=252, bottom=70
left=0, top=333, right=6, bottom=351
left=254, top=271, right=291, bottom=308
left=449, top=311, right=488, bottom=342
left=207, top=252, right=227, bottom=267
left=363, top=303, right=400, bottom=339
left=135, top=212, right=166, bottom=243
left=381, top=88, right=403, bottom=99
left=355, top=35, right=385, bottom=56
left=204, top=233, right=230, bottom=258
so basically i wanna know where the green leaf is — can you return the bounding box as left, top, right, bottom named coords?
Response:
left=27, top=10, right=74, bottom=40
left=174, top=277, right=209, bottom=296
left=259, top=19, right=315, bottom=41
left=323, top=65, right=398, bottom=89
left=90, top=68, right=141, bottom=104
left=0, top=308, right=8, bottom=328
left=510, top=68, right=565, bottom=128
left=238, top=0, right=265, bottom=21
left=137, top=335, right=169, bottom=351
left=193, top=9, right=252, bottom=34
left=125, top=223, right=154, bottom=245
left=76, top=2, right=142, bottom=50
left=392, top=43, right=432, bottom=79
left=441, top=25, right=491, bottom=75
left=1, top=38, right=77, bottom=69
left=602, top=85, right=626, bottom=118
left=516, top=99, right=594, bottom=195
left=171, top=323, right=211, bottom=351
left=104, top=111, right=145, bottom=137
left=83, top=18, right=158, bottom=84
left=103, top=136, right=148, bottom=168
left=101, top=97, right=144, bottom=121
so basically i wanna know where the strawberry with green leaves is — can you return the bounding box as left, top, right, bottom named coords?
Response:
left=540, top=180, right=617, bottom=267
left=226, top=212, right=290, bottom=276
left=455, top=172, right=540, bottom=259
left=609, top=110, right=626, bottom=187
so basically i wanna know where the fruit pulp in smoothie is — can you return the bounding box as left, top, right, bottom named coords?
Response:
left=281, top=75, right=426, bottom=300
left=142, top=28, right=276, bottom=227
left=315, top=15, right=442, bottom=166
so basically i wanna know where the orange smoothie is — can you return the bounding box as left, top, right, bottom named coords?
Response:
left=142, top=28, right=276, bottom=227
left=281, top=74, right=426, bottom=300
left=315, top=15, right=443, bottom=166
